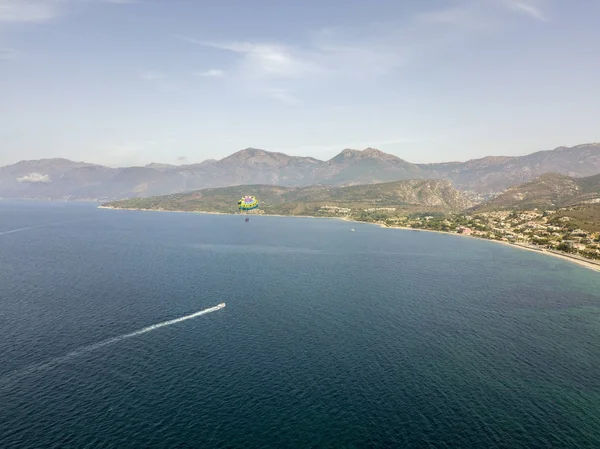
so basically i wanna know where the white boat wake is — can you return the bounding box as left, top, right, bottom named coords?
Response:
left=0, top=303, right=226, bottom=387
left=0, top=218, right=92, bottom=237
left=0, top=226, right=38, bottom=236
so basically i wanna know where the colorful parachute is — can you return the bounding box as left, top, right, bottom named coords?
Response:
left=238, top=195, right=259, bottom=211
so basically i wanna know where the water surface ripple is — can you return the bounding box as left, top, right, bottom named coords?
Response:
left=1, top=201, right=599, bottom=448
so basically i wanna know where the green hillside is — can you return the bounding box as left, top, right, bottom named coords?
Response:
left=472, top=173, right=600, bottom=212
left=547, top=205, right=600, bottom=233
left=102, top=179, right=474, bottom=217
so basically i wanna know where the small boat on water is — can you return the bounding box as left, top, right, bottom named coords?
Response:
left=351, top=228, right=355, bottom=232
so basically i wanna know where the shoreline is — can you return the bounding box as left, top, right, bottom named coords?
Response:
left=98, top=205, right=346, bottom=221
left=98, top=205, right=600, bottom=273
left=379, top=224, right=600, bottom=273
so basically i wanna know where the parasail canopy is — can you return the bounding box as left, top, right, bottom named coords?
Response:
left=238, top=195, right=259, bottom=211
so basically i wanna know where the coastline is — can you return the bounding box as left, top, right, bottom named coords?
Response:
left=97, top=205, right=345, bottom=221
left=373, top=223, right=600, bottom=273
left=98, top=205, right=600, bottom=273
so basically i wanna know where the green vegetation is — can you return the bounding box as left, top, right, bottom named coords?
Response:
left=472, top=173, right=600, bottom=212
left=102, top=179, right=473, bottom=217
left=548, top=205, right=600, bottom=233
left=102, top=177, right=600, bottom=263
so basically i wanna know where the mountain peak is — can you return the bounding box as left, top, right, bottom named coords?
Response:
left=218, top=148, right=321, bottom=167
left=225, top=147, right=265, bottom=158
left=340, top=148, right=361, bottom=156
left=2, top=158, right=99, bottom=173
left=145, top=163, right=177, bottom=170
left=219, top=148, right=289, bottom=164
left=329, top=147, right=403, bottom=163
left=362, top=147, right=404, bottom=161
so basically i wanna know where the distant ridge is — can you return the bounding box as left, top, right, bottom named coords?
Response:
left=472, top=172, right=600, bottom=211
left=1, top=143, right=599, bottom=201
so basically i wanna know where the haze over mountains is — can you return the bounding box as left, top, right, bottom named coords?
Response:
left=1, top=143, right=599, bottom=202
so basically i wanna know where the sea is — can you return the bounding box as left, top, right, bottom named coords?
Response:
left=1, top=200, right=599, bottom=449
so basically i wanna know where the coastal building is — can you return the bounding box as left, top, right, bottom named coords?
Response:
left=320, top=205, right=351, bottom=214
left=364, top=207, right=397, bottom=212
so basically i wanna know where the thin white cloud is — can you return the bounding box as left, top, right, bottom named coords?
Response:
left=194, top=68, right=224, bottom=77
left=180, top=1, right=516, bottom=85
left=178, top=31, right=407, bottom=105
left=506, top=1, right=548, bottom=21
left=0, top=0, right=137, bottom=23
left=179, top=0, right=549, bottom=103
left=182, top=37, right=323, bottom=80
left=0, top=0, right=138, bottom=63
left=17, top=172, right=52, bottom=183
left=0, top=0, right=64, bottom=23
left=415, top=0, right=548, bottom=31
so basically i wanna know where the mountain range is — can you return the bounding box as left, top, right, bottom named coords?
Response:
left=1, top=143, right=599, bottom=201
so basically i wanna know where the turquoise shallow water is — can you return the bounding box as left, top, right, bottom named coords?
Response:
left=1, top=200, right=599, bottom=448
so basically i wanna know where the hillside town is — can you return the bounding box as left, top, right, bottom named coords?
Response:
left=319, top=206, right=600, bottom=262
left=407, top=211, right=600, bottom=260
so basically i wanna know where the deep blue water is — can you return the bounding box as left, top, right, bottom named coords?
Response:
left=1, top=200, right=599, bottom=448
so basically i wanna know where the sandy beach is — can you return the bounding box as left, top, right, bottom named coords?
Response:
left=98, top=205, right=600, bottom=274
left=374, top=223, right=600, bottom=273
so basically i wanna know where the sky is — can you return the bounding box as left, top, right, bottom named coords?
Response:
left=1, top=0, right=600, bottom=167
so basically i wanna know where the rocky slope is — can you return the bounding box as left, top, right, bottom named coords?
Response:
left=472, top=173, right=600, bottom=211
left=102, top=179, right=474, bottom=216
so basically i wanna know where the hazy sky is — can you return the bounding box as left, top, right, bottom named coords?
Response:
left=1, top=0, right=600, bottom=167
